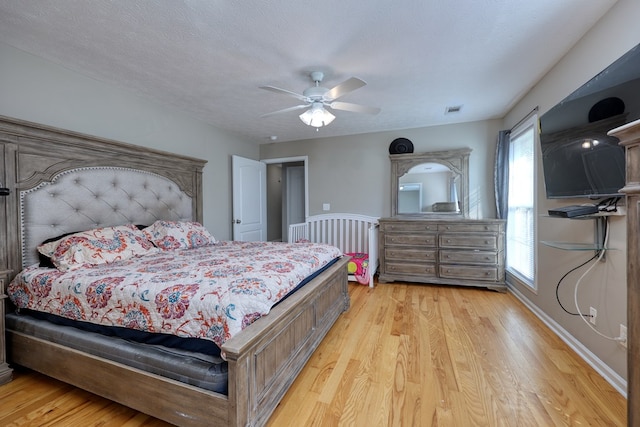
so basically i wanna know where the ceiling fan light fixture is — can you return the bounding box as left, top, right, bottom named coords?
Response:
left=262, top=71, right=376, bottom=127
left=299, top=103, right=335, bottom=127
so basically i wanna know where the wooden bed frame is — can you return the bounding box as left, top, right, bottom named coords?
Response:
left=0, top=115, right=350, bottom=427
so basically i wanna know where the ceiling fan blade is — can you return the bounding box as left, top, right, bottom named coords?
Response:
left=329, top=101, right=381, bottom=115
left=261, top=104, right=309, bottom=118
left=325, top=77, right=367, bottom=101
left=260, top=85, right=308, bottom=102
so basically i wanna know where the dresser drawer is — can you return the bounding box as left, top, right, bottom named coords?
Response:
left=386, top=248, right=436, bottom=262
left=378, top=217, right=505, bottom=289
left=439, top=250, right=498, bottom=265
left=438, top=223, right=500, bottom=233
left=439, top=234, right=497, bottom=250
left=386, top=262, right=437, bottom=276
left=439, top=265, right=498, bottom=281
left=385, top=234, right=436, bottom=246
left=381, top=222, right=438, bottom=232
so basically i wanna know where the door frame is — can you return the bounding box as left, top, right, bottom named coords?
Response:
left=261, top=155, right=309, bottom=227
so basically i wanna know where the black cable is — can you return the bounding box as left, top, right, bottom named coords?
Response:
left=597, top=196, right=621, bottom=213
left=555, top=251, right=599, bottom=316
left=555, top=217, right=608, bottom=316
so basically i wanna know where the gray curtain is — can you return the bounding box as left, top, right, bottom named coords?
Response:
left=494, top=130, right=510, bottom=219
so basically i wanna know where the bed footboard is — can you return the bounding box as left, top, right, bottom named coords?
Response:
left=223, top=256, right=349, bottom=426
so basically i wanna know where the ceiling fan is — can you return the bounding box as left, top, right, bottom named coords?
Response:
left=260, top=71, right=381, bottom=128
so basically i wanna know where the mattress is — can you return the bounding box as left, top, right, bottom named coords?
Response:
left=6, top=311, right=229, bottom=393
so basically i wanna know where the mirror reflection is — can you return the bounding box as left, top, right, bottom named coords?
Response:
left=398, top=163, right=459, bottom=214
left=390, top=148, right=471, bottom=217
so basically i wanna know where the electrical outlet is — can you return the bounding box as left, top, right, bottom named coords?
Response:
left=620, top=324, right=628, bottom=348
left=590, top=307, right=597, bottom=325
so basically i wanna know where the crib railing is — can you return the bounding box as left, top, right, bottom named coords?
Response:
left=288, top=213, right=379, bottom=287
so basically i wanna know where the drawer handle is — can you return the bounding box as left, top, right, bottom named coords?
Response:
left=485, top=240, right=490, bottom=244
left=446, top=239, right=451, bottom=243
left=446, top=226, right=451, bottom=230
left=485, top=272, right=491, bottom=276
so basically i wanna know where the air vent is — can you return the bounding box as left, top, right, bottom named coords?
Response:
left=445, top=105, right=463, bottom=114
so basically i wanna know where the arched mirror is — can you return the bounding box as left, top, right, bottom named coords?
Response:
left=390, top=148, right=471, bottom=217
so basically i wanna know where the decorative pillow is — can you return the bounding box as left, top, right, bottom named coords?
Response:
left=38, top=231, right=79, bottom=268
left=37, top=224, right=158, bottom=271
left=142, top=220, right=217, bottom=251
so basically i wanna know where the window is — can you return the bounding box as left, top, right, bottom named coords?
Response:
left=506, top=114, right=537, bottom=290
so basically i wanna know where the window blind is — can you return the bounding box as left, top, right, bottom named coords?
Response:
left=506, top=116, right=537, bottom=287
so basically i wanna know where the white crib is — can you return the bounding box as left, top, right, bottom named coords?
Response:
left=288, top=213, right=379, bottom=288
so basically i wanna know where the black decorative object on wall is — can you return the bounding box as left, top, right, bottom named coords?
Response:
left=389, top=138, right=414, bottom=154
left=588, top=97, right=625, bottom=122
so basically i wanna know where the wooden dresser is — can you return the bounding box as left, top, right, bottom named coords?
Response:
left=0, top=269, right=12, bottom=384
left=378, top=217, right=506, bottom=291
left=608, top=118, right=640, bottom=425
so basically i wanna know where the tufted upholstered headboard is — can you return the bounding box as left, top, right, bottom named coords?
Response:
left=19, top=167, right=194, bottom=267
left=0, top=116, right=207, bottom=277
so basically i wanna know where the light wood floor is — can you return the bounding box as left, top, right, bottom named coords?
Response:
left=0, top=282, right=627, bottom=426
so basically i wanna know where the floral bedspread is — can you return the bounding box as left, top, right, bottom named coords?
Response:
left=8, top=241, right=342, bottom=353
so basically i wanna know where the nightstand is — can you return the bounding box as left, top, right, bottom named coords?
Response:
left=0, top=269, right=13, bottom=384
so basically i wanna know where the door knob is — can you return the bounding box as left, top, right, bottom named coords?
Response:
left=233, top=219, right=241, bottom=224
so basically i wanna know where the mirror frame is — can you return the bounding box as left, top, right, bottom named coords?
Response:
left=390, top=148, right=471, bottom=217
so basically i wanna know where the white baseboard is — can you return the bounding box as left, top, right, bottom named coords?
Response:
left=507, top=284, right=627, bottom=397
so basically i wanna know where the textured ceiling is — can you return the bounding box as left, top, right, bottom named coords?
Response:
left=0, top=0, right=617, bottom=143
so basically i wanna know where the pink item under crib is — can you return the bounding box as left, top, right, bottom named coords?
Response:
left=289, top=213, right=379, bottom=288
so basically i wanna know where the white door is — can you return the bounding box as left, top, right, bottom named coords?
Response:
left=232, top=155, right=267, bottom=241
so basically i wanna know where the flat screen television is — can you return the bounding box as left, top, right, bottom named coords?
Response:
left=539, top=43, right=640, bottom=199
left=540, top=115, right=626, bottom=199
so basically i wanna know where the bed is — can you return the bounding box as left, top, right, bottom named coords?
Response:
left=0, top=115, right=350, bottom=427
left=288, top=213, right=379, bottom=288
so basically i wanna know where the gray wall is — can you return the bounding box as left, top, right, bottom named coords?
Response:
left=503, top=0, right=640, bottom=391
left=0, top=42, right=259, bottom=241
left=260, top=119, right=502, bottom=219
